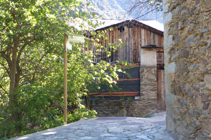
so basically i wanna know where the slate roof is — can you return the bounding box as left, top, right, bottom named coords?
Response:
left=95, top=19, right=164, bottom=32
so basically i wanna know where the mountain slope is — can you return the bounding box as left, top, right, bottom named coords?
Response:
left=83, top=0, right=163, bottom=23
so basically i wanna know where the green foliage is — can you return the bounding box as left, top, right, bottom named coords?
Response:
left=0, top=81, right=63, bottom=138
left=0, top=0, right=125, bottom=139
left=66, top=107, right=97, bottom=123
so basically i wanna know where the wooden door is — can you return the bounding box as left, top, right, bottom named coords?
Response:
left=157, top=51, right=166, bottom=110
left=157, top=69, right=166, bottom=110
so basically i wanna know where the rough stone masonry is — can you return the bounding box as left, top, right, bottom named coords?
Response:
left=90, top=64, right=158, bottom=117
left=164, top=0, right=211, bottom=139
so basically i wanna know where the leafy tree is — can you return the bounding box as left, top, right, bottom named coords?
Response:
left=0, top=0, right=81, bottom=134
left=0, top=0, right=122, bottom=138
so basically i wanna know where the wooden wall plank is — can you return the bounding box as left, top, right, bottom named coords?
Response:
left=150, top=32, right=154, bottom=44
left=141, top=28, right=145, bottom=46
left=134, top=26, right=136, bottom=62
left=155, top=34, right=159, bottom=46
left=128, top=28, right=132, bottom=63
left=148, top=31, right=150, bottom=45
left=114, top=29, right=118, bottom=61
left=138, top=26, right=141, bottom=61
left=145, top=29, right=148, bottom=46
left=124, top=25, right=128, bottom=61
left=138, top=27, right=142, bottom=62
left=161, top=36, right=164, bottom=47
left=105, top=32, right=109, bottom=62
left=110, top=30, right=114, bottom=62
left=158, top=35, right=162, bottom=47
left=153, top=33, right=155, bottom=45
left=131, top=26, right=135, bottom=62
left=136, top=26, right=140, bottom=62
left=117, top=27, right=120, bottom=61
left=135, top=26, right=138, bottom=62
left=120, top=26, right=124, bottom=62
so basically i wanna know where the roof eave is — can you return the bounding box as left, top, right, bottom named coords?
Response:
left=95, top=19, right=163, bottom=36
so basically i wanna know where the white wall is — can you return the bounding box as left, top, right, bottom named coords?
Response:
left=141, top=48, right=157, bottom=66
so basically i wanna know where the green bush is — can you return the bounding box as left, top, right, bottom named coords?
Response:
left=0, top=82, right=98, bottom=139
left=0, top=84, right=64, bottom=139
left=67, top=106, right=97, bottom=123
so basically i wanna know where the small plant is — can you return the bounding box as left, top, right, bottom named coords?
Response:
left=144, top=114, right=152, bottom=118
left=107, top=128, right=111, bottom=133
left=138, top=114, right=152, bottom=118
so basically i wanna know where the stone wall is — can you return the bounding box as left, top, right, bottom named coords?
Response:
left=90, top=100, right=154, bottom=117
left=164, top=0, right=211, bottom=139
left=90, top=66, right=158, bottom=117
left=90, top=97, right=157, bottom=117
left=140, top=66, right=157, bottom=110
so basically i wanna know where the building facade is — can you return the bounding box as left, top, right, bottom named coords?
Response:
left=90, top=20, right=165, bottom=116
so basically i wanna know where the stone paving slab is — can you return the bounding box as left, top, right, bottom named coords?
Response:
left=10, top=111, right=174, bottom=140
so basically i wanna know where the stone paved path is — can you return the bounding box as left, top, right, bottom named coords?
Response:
left=10, top=111, right=174, bottom=140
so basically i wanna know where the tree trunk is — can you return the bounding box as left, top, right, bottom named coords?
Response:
left=8, top=37, right=21, bottom=133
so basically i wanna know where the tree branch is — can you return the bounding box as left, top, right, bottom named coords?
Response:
left=31, top=53, right=47, bottom=83
left=0, top=51, right=12, bottom=70
left=0, top=71, right=9, bottom=94
left=128, top=0, right=148, bottom=15
left=15, top=36, right=36, bottom=87
left=3, top=30, right=14, bottom=55
left=135, top=7, right=159, bottom=19
left=17, top=36, right=36, bottom=64
left=0, top=84, right=8, bottom=95
left=128, top=0, right=163, bottom=19
left=0, top=62, right=10, bottom=77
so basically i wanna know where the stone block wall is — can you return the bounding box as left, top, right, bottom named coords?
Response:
left=90, top=99, right=156, bottom=117
left=90, top=66, right=158, bottom=117
left=140, top=66, right=157, bottom=102
left=164, top=0, right=211, bottom=139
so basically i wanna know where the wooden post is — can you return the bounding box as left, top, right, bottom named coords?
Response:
left=64, top=34, right=68, bottom=123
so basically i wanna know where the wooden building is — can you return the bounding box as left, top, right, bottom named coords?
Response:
left=90, top=19, right=166, bottom=116
left=93, top=19, right=164, bottom=64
